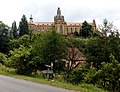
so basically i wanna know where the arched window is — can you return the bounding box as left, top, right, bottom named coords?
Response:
left=75, top=28, right=77, bottom=31
left=66, top=28, right=68, bottom=34
left=60, top=25, right=63, bottom=33
left=71, top=28, right=72, bottom=33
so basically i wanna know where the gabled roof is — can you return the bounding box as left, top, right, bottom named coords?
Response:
left=31, top=22, right=53, bottom=26
left=67, top=22, right=81, bottom=26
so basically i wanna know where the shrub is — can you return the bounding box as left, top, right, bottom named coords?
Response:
left=64, top=64, right=89, bottom=84
left=85, top=54, right=120, bottom=92
left=7, top=45, right=34, bottom=75
left=0, top=53, right=7, bottom=64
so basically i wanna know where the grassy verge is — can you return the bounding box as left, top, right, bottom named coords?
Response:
left=0, top=66, right=108, bottom=92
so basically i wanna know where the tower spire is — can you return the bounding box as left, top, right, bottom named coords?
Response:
left=29, top=14, right=33, bottom=22
left=57, top=7, right=61, bottom=15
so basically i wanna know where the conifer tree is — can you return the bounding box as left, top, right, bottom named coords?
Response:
left=12, top=21, right=18, bottom=39
left=80, top=21, right=93, bottom=38
left=19, top=15, right=29, bottom=37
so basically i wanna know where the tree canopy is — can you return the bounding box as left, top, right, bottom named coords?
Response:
left=79, top=21, right=93, bottom=38
left=19, top=15, right=29, bottom=37
left=32, top=30, right=68, bottom=72
left=12, top=21, right=18, bottom=39
left=0, top=21, right=10, bottom=54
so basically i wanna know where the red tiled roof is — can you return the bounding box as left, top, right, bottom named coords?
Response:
left=67, top=22, right=81, bottom=26
left=32, top=22, right=53, bottom=26
left=30, top=22, right=82, bottom=26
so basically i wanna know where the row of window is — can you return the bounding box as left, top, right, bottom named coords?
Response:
left=66, top=27, right=79, bottom=33
left=29, top=26, right=52, bottom=31
left=29, top=25, right=80, bottom=33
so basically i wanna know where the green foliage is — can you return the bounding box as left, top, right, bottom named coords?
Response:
left=18, top=35, right=31, bottom=47
left=32, top=29, right=68, bottom=72
left=67, top=37, right=86, bottom=52
left=80, top=21, right=93, bottom=38
left=0, top=53, right=7, bottom=64
left=10, top=35, right=31, bottom=50
left=0, top=18, right=119, bottom=92
left=65, top=64, right=89, bottom=84
left=65, top=37, right=86, bottom=71
left=79, top=83, right=108, bottom=92
left=98, top=54, right=120, bottom=92
left=108, top=36, right=120, bottom=62
left=86, top=54, right=120, bottom=92
left=12, top=21, right=18, bottom=39
left=84, top=67, right=97, bottom=84
left=19, top=15, right=29, bottom=37
left=0, top=67, right=107, bottom=92
left=7, top=45, right=33, bottom=75
left=85, top=35, right=120, bottom=69
left=0, top=21, right=10, bottom=54
left=85, top=37, right=108, bottom=69
left=100, top=19, right=114, bottom=37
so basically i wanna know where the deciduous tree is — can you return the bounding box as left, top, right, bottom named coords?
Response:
left=32, top=29, right=68, bottom=72
left=0, top=21, right=10, bottom=54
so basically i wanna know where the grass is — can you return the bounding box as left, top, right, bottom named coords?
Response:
left=0, top=65, right=108, bottom=92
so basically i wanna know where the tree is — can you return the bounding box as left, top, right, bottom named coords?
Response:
left=66, top=37, right=86, bottom=71
left=92, top=54, right=120, bottom=92
left=100, top=19, right=120, bottom=62
left=0, top=21, right=10, bottom=54
left=99, top=19, right=116, bottom=37
left=84, top=19, right=120, bottom=69
left=65, top=65, right=89, bottom=84
left=85, top=37, right=106, bottom=69
left=12, top=21, right=18, bottom=39
left=79, top=21, right=93, bottom=38
left=19, top=15, right=29, bottom=37
left=10, top=35, right=31, bottom=51
left=7, top=45, right=33, bottom=75
left=32, top=29, right=68, bottom=72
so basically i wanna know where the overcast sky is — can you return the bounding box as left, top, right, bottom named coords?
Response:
left=0, top=0, right=120, bottom=29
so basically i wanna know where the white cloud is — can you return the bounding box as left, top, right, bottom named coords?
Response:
left=0, top=0, right=120, bottom=30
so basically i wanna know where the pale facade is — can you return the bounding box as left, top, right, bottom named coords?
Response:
left=29, top=7, right=96, bottom=35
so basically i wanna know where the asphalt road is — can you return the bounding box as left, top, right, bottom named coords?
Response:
left=0, top=75, right=75, bottom=92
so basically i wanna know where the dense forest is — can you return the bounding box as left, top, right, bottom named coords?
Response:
left=0, top=15, right=120, bottom=92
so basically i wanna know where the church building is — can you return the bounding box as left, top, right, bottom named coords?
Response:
left=28, top=7, right=96, bottom=35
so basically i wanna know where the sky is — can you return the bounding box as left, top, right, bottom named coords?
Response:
left=0, top=0, right=120, bottom=29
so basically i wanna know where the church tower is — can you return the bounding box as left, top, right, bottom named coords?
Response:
left=54, top=7, right=66, bottom=34
left=54, top=7, right=65, bottom=23
left=29, top=14, right=33, bottom=23
left=57, top=7, right=61, bottom=15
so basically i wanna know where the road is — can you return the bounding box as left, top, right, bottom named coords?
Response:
left=0, top=75, right=75, bottom=92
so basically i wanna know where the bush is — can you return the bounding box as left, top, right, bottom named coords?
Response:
left=0, top=53, right=7, bottom=64
left=7, top=45, right=34, bottom=75
left=85, top=54, right=120, bottom=92
left=64, top=64, right=89, bottom=84
left=84, top=67, right=97, bottom=84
